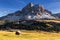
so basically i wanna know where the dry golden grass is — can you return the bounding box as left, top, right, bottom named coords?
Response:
left=36, top=20, right=60, bottom=23
left=0, top=20, right=60, bottom=40
left=0, top=30, right=60, bottom=40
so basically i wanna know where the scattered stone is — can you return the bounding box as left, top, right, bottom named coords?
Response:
left=15, top=31, right=21, bottom=35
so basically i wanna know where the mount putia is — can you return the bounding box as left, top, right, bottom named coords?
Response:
left=0, top=3, right=57, bottom=21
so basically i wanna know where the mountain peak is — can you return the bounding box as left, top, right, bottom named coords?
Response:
left=28, top=2, right=34, bottom=7
left=0, top=3, right=57, bottom=21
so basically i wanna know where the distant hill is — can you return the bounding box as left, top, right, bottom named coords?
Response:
left=53, top=13, right=60, bottom=19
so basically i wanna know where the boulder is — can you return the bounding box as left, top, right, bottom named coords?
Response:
left=15, top=31, right=21, bottom=35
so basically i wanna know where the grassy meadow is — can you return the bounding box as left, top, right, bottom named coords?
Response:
left=0, top=30, right=60, bottom=40
left=0, top=20, right=60, bottom=40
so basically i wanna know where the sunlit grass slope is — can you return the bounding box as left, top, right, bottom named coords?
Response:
left=36, top=20, right=60, bottom=23
left=0, top=30, right=60, bottom=40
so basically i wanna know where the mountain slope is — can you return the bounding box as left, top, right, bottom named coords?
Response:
left=0, top=3, right=56, bottom=21
left=53, top=13, right=60, bottom=18
left=0, top=11, right=24, bottom=20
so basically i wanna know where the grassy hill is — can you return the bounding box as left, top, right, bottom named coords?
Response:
left=0, top=20, right=60, bottom=32
left=0, top=20, right=60, bottom=40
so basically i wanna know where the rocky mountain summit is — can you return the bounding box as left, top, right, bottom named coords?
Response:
left=0, top=3, right=56, bottom=21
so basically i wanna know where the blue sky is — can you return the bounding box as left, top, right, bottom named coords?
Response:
left=0, top=0, right=60, bottom=17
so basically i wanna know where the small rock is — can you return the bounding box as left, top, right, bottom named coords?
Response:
left=15, top=31, right=21, bottom=35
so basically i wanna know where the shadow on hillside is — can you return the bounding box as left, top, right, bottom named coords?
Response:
left=0, top=21, right=60, bottom=33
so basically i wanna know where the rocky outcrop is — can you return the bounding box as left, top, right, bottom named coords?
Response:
left=22, top=3, right=56, bottom=20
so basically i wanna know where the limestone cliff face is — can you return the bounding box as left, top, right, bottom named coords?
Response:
left=21, top=3, right=55, bottom=20
left=0, top=3, right=56, bottom=21
left=22, top=3, right=44, bottom=14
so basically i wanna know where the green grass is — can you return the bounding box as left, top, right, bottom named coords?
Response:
left=0, top=30, right=60, bottom=40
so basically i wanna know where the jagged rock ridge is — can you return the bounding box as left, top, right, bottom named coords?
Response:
left=0, top=3, right=56, bottom=21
